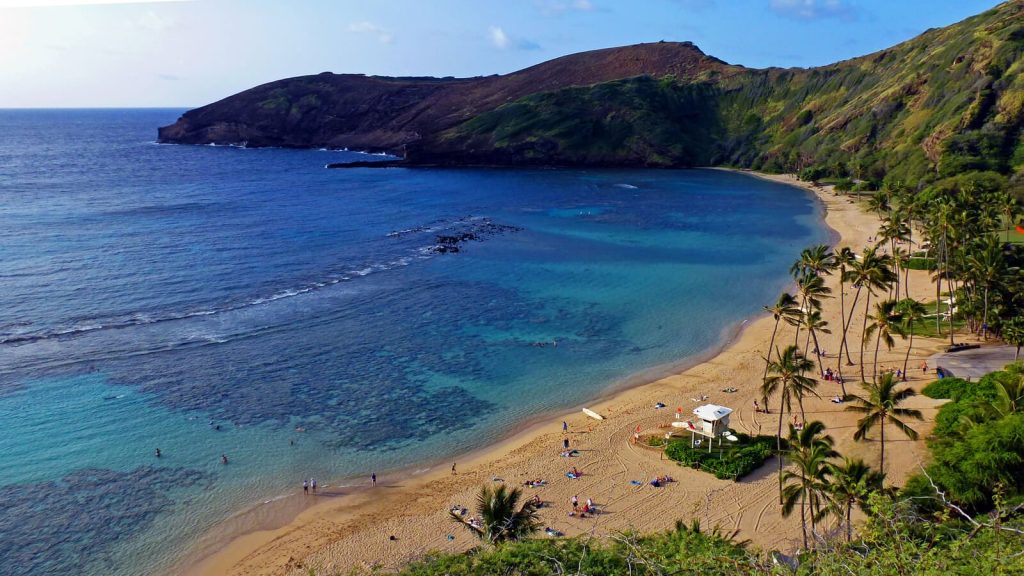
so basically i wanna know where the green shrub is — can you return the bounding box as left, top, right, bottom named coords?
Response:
left=834, top=178, right=855, bottom=192
left=664, top=435, right=776, bottom=481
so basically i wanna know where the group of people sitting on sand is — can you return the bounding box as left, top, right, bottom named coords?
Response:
left=822, top=368, right=845, bottom=384
left=791, top=415, right=805, bottom=431
left=569, top=494, right=597, bottom=517
left=650, top=475, right=674, bottom=487
left=524, top=479, right=547, bottom=488
left=565, top=467, right=583, bottom=479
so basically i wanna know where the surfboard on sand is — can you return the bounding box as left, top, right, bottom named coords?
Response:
left=582, top=407, right=604, bottom=420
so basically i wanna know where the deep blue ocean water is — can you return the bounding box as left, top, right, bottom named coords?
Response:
left=0, top=109, right=829, bottom=575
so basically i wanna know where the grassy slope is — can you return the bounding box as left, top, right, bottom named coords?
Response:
left=429, top=1, right=1024, bottom=185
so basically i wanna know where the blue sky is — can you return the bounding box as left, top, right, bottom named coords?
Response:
left=0, top=0, right=1003, bottom=107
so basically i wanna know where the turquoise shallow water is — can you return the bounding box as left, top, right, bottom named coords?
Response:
left=0, top=109, right=829, bottom=575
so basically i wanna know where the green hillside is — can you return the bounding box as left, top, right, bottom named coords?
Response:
left=426, top=1, right=1024, bottom=189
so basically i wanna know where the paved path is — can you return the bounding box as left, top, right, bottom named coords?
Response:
left=929, top=345, right=1018, bottom=379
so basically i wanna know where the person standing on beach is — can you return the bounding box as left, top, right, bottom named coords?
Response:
left=563, top=438, right=570, bottom=450
left=311, top=479, right=317, bottom=493
left=571, top=495, right=578, bottom=510
left=451, top=462, right=457, bottom=475
left=303, top=479, right=308, bottom=494
left=371, top=472, right=377, bottom=487
left=562, top=421, right=568, bottom=432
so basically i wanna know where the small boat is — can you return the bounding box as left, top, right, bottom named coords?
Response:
left=582, top=407, right=604, bottom=420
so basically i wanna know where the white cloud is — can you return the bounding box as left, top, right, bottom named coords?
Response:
left=0, top=0, right=191, bottom=6
left=347, top=21, right=394, bottom=44
left=489, top=25, right=510, bottom=49
left=488, top=25, right=540, bottom=51
left=769, top=0, right=851, bottom=20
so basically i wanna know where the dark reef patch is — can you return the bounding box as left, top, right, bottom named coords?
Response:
left=0, top=466, right=211, bottom=576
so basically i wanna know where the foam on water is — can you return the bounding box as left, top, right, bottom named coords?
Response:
left=0, top=109, right=828, bottom=576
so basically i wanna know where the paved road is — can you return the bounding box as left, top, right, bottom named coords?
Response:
left=929, top=345, right=1018, bottom=379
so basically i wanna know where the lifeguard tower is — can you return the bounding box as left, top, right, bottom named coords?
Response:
left=689, top=404, right=734, bottom=451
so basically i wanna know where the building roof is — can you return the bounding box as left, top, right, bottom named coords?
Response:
left=693, top=404, right=733, bottom=421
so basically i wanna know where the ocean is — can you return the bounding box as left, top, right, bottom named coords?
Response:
left=0, top=109, right=829, bottom=575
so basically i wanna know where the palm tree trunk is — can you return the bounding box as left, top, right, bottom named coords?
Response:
left=879, top=415, right=886, bottom=473
left=777, top=406, right=785, bottom=504
left=846, top=502, right=853, bottom=542
left=944, top=242, right=955, bottom=346
left=860, top=291, right=872, bottom=382
left=794, top=296, right=804, bottom=348
left=982, top=286, right=989, bottom=340
left=902, top=323, right=914, bottom=380
left=843, top=286, right=862, bottom=366
left=763, top=320, right=780, bottom=412
left=873, top=330, right=882, bottom=384
left=891, top=238, right=899, bottom=299
left=800, top=488, right=808, bottom=550
left=838, top=273, right=848, bottom=382
left=935, top=271, right=941, bottom=336
left=905, top=227, right=913, bottom=299
left=810, top=329, right=824, bottom=378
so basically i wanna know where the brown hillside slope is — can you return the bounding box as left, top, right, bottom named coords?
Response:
left=157, top=42, right=735, bottom=150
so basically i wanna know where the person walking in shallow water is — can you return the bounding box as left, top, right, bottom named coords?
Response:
left=303, top=479, right=308, bottom=494
left=311, top=479, right=317, bottom=493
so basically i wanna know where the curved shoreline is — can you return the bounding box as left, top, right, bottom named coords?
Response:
left=174, top=238, right=783, bottom=576
left=177, top=170, right=942, bottom=576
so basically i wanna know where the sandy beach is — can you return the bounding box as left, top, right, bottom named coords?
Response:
left=181, top=171, right=953, bottom=576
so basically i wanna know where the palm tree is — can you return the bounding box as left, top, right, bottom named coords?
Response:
left=1004, top=317, right=1024, bottom=361
left=790, top=244, right=836, bottom=279
left=763, top=345, right=819, bottom=501
left=843, top=248, right=896, bottom=380
left=966, top=235, right=1006, bottom=340
left=780, top=421, right=837, bottom=549
left=450, top=483, right=540, bottom=545
left=866, top=190, right=890, bottom=220
left=834, top=246, right=857, bottom=384
left=791, top=272, right=831, bottom=346
left=845, top=373, right=923, bottom=472
left=877, top=214, right=910, bottom=298
left=897, top=298, right=927, bottom=378
left=826, top=457, right=885, bottom=542
left=762, top=292, right=800, bottom=411
left=1000, top=191, right=1019, bottom=243
left=802, top=309, right=831, bottom=378
left=863, top=300, right=904, bottom=383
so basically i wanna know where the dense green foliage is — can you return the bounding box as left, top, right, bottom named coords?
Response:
left=907, top=365, right=1024, bottom=512
left=436, top=77, right=720, bottom=166
left=437, top=1, right=1024, bottom=190
left=396, top=521, right=754, bottom=576
left=664, top=434, right=776, bottom=480
left=359, top=503, right=1024, bottom=576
